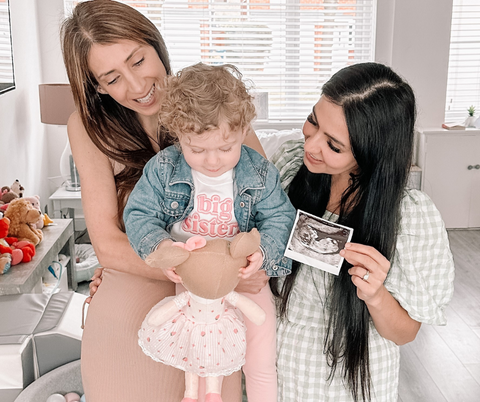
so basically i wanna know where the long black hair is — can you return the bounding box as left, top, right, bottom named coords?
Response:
left=272, top=62, right=416, bottom=401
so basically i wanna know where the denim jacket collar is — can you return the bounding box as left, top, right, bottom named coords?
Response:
left=169, top=149, right=194, bottom=188
left=167, top=145, right=265, bottom=193
left=234, top=146, right=265, bottom=194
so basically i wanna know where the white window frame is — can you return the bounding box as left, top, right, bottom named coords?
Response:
left=445, top=0, right=480, bottom=123
left=64, top=0, right=377, bottom=129
left=0, top=0, right=15, bottom=95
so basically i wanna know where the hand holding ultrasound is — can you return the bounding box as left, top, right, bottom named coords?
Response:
left=284, top=210, right=353, bottom=275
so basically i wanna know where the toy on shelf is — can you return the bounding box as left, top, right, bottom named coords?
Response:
left=0, top=185, right=18, bottom=206
left=23, top=195, right=53, bottom=229
left=140, top=229, right=266, bottom=402
left=4, top=198, right=43, bottom=245
left=0, top=217, right=36, bottom=273
left=0, top=252, right=11, bottom=275
left=0, top=217, right=13, bottom=274
left=0, top=179, right=25, bottom=211
left=10, top=179, right=24, bottom=198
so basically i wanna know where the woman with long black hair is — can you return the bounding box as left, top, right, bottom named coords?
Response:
left=271, top=62, right=455, bottom=401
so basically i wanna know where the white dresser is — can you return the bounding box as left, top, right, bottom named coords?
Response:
left=417, top=128, right=480, bottom=229
left=49, top=186, right=85, bottom=232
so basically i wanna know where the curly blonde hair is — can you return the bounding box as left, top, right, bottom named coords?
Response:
left=159, top=63, right=256, bottom=138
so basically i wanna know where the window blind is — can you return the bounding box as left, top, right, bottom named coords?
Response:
left=0, top=0, right=14, bottom=93
left=445, top=0, right=480, bottom=122
left=65, top=0, right=376, bottom=123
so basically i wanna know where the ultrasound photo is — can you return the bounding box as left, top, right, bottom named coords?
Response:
left=284, top=210, right=353, bottom=275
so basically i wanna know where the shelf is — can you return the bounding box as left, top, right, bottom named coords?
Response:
left=0, top=219, right=77, bottom=295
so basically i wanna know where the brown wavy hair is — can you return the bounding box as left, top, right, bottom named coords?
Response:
left=60, top=0, right=173, bottom=228
left=159, top=63, right=256, bottom=139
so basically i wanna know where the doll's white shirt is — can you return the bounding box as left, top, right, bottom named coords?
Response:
left=189, top=293, right=217, bottom=305
left=138, top=290, right=246, bottom=377
left=170, top=169, right=240, bottom=242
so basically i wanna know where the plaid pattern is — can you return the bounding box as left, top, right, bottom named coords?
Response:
left=271, top=140, right=455, bottom=401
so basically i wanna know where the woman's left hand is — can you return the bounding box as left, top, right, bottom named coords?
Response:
left=340, top=242, right=391, bottom=305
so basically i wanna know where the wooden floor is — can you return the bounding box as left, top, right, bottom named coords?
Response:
left=398, top=230, right=480, bottom=402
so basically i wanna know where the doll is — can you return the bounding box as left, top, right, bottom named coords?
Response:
left=139, top=229, right=266, bottom=402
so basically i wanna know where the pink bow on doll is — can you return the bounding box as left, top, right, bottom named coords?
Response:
left=171, top=236, right=207, bottom=251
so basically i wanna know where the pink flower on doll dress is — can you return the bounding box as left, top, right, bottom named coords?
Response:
left=138, top=291, right=247, bottom=377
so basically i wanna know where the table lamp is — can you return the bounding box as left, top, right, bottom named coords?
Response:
left=39, top=84, right=80, bottom=192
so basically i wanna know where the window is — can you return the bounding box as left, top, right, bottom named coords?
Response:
left=0, top=0, right=15, bottom=95
left=445, top=0, right=480, bottom=122
left=65, top=0, right=376, bottom=124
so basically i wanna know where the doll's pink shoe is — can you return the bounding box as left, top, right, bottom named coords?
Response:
left=181, top=398, right=197, bottom=402
left=205, top=393, right=223, bottom=402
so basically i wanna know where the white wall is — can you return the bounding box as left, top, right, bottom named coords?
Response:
left=0, top=0, right=456, bottom=209
left=376, top=0, right=454, bottom=129
left=0, top=0, right=67, bottom=213
left=37, top=0, right=71, bottom=197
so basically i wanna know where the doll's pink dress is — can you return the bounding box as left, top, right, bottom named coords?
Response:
left=138, top=291, right=246, bottom=377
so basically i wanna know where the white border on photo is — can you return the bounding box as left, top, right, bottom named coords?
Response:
left=284, top=209, right=354, bottom=276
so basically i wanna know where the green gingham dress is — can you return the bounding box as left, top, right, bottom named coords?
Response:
left=271, top=139, right=455, bottom=402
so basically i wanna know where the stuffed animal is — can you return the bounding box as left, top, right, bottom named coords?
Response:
left=0, top=217, right=35, bottom=268
left=0, top=216, right=12, bottom=275
left=0, top=217, right=13, bottom=248
left=43, top=213, right=54, bottom=227
left=23, top=195, right=49, bottom=229
left=10, top=179, right=24, bottom=198
left=0, top=186, right=18, bottom=206
left=9, top=240, right=35, bottom=265
left=0, top=253, right=11, bottom=275
left=4, top=198, right=43, bottom=245
left=0, top=217, right=15, bottom=273
left=139, top=229, right=265, bottom=402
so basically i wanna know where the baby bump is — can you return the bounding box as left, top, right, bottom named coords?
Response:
left=81, top=269, right=181, bottom=401
left=85, top=269, right=175, bottom=325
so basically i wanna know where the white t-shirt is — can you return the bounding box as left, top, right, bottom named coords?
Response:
left=170, top=169, right=240, bottom=243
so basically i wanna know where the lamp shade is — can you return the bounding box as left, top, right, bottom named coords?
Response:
left=39, top=84, right=76, bottom=125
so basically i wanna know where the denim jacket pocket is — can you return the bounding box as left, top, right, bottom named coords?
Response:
left=160, top=192, right=191, bottom=219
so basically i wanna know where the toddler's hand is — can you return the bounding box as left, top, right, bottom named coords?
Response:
left=162, top=266, right=183, bottom=283
left=239, top=250, right=263, bottom=279
left=146, top=239, right=183, bottom=284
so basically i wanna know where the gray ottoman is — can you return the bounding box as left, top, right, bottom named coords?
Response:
left=14, top=359, right=83, bottom=402
left=0, top=291, right=86, bottom=401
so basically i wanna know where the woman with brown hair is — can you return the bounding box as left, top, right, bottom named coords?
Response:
left=61, top=1, right=266, bottom=400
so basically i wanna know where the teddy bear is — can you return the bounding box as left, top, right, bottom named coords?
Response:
left=139, top=229, right=265, bottom=402
left=0, top=216, right=36, bottom=269
left=4, top=198, right=43, bottom=245
left=23, top=195, right=52, bottom=229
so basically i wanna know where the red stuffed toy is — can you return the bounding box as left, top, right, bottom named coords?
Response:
left=0, top=217, right=35, bottom=267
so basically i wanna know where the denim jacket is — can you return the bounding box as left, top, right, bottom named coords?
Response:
left=124, top=145, right=295, bottom=276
